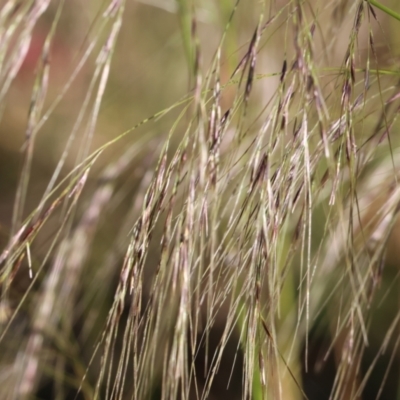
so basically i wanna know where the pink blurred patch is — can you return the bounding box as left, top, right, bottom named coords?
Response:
left=20, top=31, right=45, bottom=75
left=17, top=27, right=72, bottom=83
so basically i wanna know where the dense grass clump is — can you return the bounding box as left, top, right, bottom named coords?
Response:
left=1, top=1, right=400, bottom=399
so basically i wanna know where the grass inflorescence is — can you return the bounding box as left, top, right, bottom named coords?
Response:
left=1, top=1, right=400, bottom=399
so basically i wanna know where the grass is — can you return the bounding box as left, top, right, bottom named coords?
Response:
left=1, top=0, right=400, bottom=399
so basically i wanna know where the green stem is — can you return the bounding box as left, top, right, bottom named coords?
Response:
left=368, top=0, right=400, bottom=22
